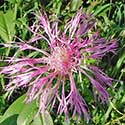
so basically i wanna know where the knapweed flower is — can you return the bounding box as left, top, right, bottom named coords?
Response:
left=1, top=10, right=117, bottom=120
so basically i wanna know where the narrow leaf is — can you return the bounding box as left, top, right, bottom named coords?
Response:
left=17, top=100, right=37, bottom=125
left=0, top=94, right=26, bottom=123
left=42, top=111, right=53, bottom=125
left=0, top=10, right=15, bottom=42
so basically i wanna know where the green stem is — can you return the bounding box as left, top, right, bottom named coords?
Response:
left=106, top=114, right=125, bottom=125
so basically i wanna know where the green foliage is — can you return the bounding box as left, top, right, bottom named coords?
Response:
left=0, top=10, right=16, bottom=42
left=31, top=114, right=42, bottom=125
left=0, top=94, right=53, bottom=125
left=0, top=94, right=26, bottom=123
left=93, top=3, right=111, bottom=16
left=70, top=0, right=83, bottom=11
left=42, top=111, right=54, bottom=125
left=0, top=115, right=18, bottom=125
left=17, top=99, right=37, bottom=125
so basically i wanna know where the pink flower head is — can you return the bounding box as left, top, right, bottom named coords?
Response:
left=1, top=10, right=117, bottom=121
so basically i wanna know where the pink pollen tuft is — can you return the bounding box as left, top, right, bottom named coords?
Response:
left=47, top=45, right=79, bottom=74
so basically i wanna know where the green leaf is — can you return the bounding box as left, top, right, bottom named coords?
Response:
left=0, top=116, right=2, bottom=121
left=93, top=3, right=111, bottom=16
left=0, top=10, right=16, bottom=42
left=112, top=52, right=125, bottom=77
left=0, top=115, right=18, bottom=125
left=0, top=94, right=26, bottom=123
left=31, top=114, right=42, bottom=125
left=70, top=0, right=83, bottom=11
left=0, top=47, right=6, bottom=56
left=17, top=100, right=37, bottom=125
left=9, top=0, right=20, bottom=4
left=42, top=111, right=53, bottom=125
left=63, top=121, right=70, bottom=125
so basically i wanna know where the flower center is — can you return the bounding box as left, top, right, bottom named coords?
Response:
left=48, top=46, right=74, bottom=74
